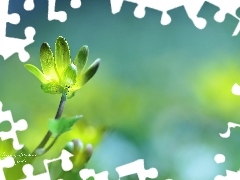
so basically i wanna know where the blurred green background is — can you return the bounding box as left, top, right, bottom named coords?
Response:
left=1, top=0, right=240, bottom=179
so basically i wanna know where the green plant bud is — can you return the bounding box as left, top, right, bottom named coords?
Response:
left=83, top=144, right=93, bottom=163
left=67, top=141, right=94, bottom=172
left=81, top=58, right=100, bottom=86
left=64, top=141, right=74, bottom=153
left=72, top=139, right=84, bottom=153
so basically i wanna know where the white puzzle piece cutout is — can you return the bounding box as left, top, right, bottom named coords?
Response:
left=110, top=0, right=240, bottom=36
left=0, top=157, right=15, bottom=180
left=116, top=159, right=158, bottom=180
left=20, top=149, right=73, bottom=180
left=0, top=101, right=28, bottom=150
left=79, top=169, right=109, bottom=180
left=0, top=0, right=35, bottom=62
left=48, top=0, right=82, bottom=22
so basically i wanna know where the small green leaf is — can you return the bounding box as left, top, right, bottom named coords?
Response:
left=40, top=42, right=59, bottom=81
left=81, top=58, right=100, bottom=86
left=74, top=45, right=89, bottom=74
left=63, top=63, right=77, bottom=86
left=55, top=36, right=71, bottom=76
left=24, top=64, right=48, bottom=84
left=48, top=115, right=83, bottom=138
left=41, top=82, right=63, bottom=94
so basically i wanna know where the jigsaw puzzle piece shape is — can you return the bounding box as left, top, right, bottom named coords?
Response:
left=214, top=170, right=240, bottom=180
left=109, top=0, right=240, bottom=35
left=116, top=159, right=158, bottom=180
left=182, top=0, right=207, bottom=29
left=109, top=0, right=206, bottom=28
left=0, top=156, right=15, bottom=180
left=48, top=0, right=67, bottom=22
left=0, top=101, right=28, bottom=150
left=198, top=1, right=239, bottom=36
left=110, top=0, right=124, bottom=14
left=0, top=26, right=35, bottom=62
left=0, top=0, right=20, bottom=37
left=79, top=169, right=109, bottom=180
left=20, top=150, right=73, bottom=180
left=205, top=0, right=240, bottom=23
left=0, top=0, right=35, bottom=62
left=70, top=0, right=81, bottom=9
left=49, top=149, right=73, bottom=171
left=21, top=164, right=50, bottom=180
left=208, top=0, right=240, bottom=36
left=24, top=0, right=35, bottom=11
left=48, top=0, right=82, bottom=22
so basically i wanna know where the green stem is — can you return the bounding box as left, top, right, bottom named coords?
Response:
left=44, top=136, right=59, bottom=154
left=32, top=93, right=66, bottom=155
left=55, top=93, right=67, bottom=119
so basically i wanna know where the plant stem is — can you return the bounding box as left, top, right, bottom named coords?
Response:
left=55, top=93, right=67, bottom=119
left=44, top=136, right=59, bottom=153
left=32, top=93, right=66, bottom=155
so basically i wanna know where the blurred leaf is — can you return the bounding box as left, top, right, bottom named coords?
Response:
left=48, top=115, right=83, bottom=138
left=81, top=58, right=100, bottom=86
left=24, top=64, right=48, bottom=84
left=69, top=120, right=106, bottom=147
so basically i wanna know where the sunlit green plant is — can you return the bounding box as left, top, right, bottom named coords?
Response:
left=4, top=36, right=102, bottom=179
left=25, top=36, right=100, bottom=99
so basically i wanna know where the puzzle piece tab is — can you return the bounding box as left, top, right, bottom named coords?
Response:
left=109, top=0, right=240, bottom=36
left=0, top=156, right=15, bottom=180
left=116, top=159, right=158, bottom=180
left=24, top=0, right=35, bottom=11
left=48, top=0, right=82, bottom=22
left=215, top=170, right=240, bottom=180
left=110, top=0, right=206, bottom=29
left=79, top=169, right=109, bottom=180
left=20, top=149, right=73, bottom=180
left=0, top=101, right=28, bottom=150
left=70, top=0, right=81, bottom=9
left=0, top=0, right=35, bottom=62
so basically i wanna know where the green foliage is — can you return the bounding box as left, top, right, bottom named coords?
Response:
left=10, top=36, right=104, bottom=177
left=48, top=115, right=82, bottom=138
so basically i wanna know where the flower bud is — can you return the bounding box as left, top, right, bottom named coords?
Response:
left=64, top=139, right=93, bottom=171
left=64, top=141, right=74, bottom=153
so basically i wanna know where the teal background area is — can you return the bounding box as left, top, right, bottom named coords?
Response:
left=1, top=1, right=240, bottom=179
